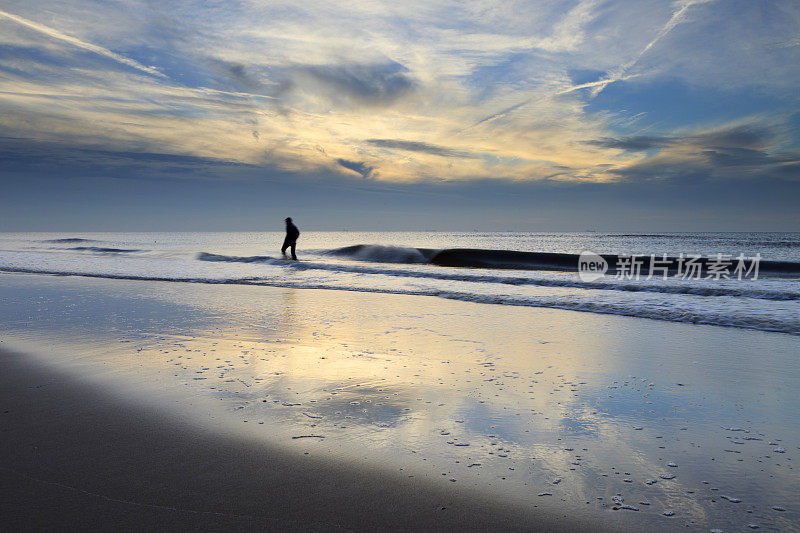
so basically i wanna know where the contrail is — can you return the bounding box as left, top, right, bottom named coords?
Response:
left=462, top=74, right=641, bottom=131
left=589, top=0, right=713, bottom=97
left=639, top=0, right=709, bottom=58
left=466, top=0, right=713, bottom=129
left=470, top=99, right=533, bottom=128
left=556, top=74, right=641, bottom=96
left=0, top=9, right=166, bottom=78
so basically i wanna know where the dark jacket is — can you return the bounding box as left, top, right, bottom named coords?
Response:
left=285, top=222, right=300, bottom=243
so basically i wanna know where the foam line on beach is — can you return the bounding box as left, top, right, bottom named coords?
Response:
left=2, top=268, right=798, bottom=335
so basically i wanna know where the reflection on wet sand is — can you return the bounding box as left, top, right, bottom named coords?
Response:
left=1, top=274, right=797, bottom=531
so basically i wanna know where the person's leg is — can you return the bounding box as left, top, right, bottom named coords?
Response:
left=281, top=238, right=289, bottom=255
left=290, top=242, right=297, bottom=260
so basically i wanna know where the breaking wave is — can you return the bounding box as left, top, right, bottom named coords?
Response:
left=326, top=244, right=434, bottom=263
left=44, top=238, right=98, bottom=243
left=318, top=245, right=800, bottom=275
left=196, top=251, right=800, bottom=300
left=70, top=246, right=143, bottom=253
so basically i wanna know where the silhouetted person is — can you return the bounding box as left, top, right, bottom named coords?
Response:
left=281, top=217, right=300, bottom=260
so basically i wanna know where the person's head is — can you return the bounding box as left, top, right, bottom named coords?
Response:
left=285, top=217, right=292, bottom=224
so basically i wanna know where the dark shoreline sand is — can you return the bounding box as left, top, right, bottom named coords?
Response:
left=0, top=346, right=594, bottom=532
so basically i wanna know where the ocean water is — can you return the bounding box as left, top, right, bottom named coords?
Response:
left=1, top=231, right=799, bottom=334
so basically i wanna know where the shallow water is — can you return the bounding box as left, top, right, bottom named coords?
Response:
left=1, top=273, right=797, bottom=531
left=1, top=231, right=799, bottom=334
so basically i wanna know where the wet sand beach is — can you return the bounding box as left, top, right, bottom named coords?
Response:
left=1, top=272, right=798, bottom=531
left=0, top=346, right=589, bottom=532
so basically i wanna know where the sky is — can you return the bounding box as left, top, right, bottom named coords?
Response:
left=0, top=0, right=798, bottom=231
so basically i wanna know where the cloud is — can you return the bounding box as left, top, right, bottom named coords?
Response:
left=586, top=124, right=776, bottom=153
left=0, top=0, right=797, bottom=191
left=585, top=135, right=676, bottom=151
left=207, top=59, right=275, bottom=94
left=280, top=61, right=415, bottom=107
left=336, top=158, right=375, bottom=179
left=610, top=122, right=800, bottom=182
left=366, top=139, right=476, bottom=158
left=0, top=8, right=165, bottom=78
left=688, top=125, right=770, bottom=149
left=0, top=136, right=256, bottom=179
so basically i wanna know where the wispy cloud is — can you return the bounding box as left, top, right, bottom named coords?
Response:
left=367, top=139, right=476, bottom=158
left=585, top=135, right=677, bottom=151
left=0, top=8, right=166, bottom=78
left=278, top=61, right=415, bottom=108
